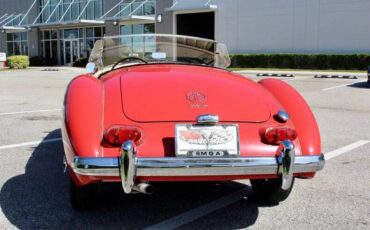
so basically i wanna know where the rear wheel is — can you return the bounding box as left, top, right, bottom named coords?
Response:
left=250, top=177, right=295, bottom=203
left=70, top=178, right=101, bottom=210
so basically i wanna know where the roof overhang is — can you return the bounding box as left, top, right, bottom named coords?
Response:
left=0, top=0, right=156, bottom=31
left=165, top=0, right=217, bottom=12
left=0, top=26, right=26, bottom=31
left=30, top=19, right=105, bottom=28
left=103, top=15, right=155, bottom=22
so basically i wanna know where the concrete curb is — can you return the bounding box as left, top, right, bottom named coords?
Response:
left=256, top=73, right=294, bottom=77
left=42, top=68, right=59, bottom=71
left=314, top=75, right=358, bottom=79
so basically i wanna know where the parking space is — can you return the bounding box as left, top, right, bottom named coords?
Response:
left=0, top=68, right=369, bottom=229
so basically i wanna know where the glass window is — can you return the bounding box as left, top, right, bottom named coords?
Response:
left=86, top=2, right=93, bottom=19
left=51, top=30, right=57, bottom=39
left=13, top=17, right=20, bottom=25
left=45, top=41, right=51, bottom=59
left=44, top=31, right=50, bottom=40
left=119, top=3, right=131, bottom=16
left=132, top=3, right=143, bottom=15
left=94, top=0, right=103, bottom=18
left=6, top=32, right=29, bottom=56
left=86, top=27, right=94, bottom=38
left=84, top=26, right=105, bottom=57
left=7, top=33, right=13, bottom=41
left=14, top=42, right=21, bottom=55
left=22, top=42, right=28, bottom=55
left=71, top=2, right=79, bottom=20
left=132, top=24, right=143, bottom=55
left=40, top=42, right=44, bottom=57
left=86, top=38, right=94, bottom=57
left=7, top=43, right=14, bottom=56
left=79, top=28, right=84, bottom=38
left=120, top=25, right=131, bottom=47
left=40, top=29, right=59, bottom=64
left=52, top=41, right=58, bottom=60
left=14, top=32, right=21, bottom=41
left=144, top=24, right=155, bottom=54
left=133, top=24, right=143, bottom=34
left=60, top=40, right=64, bottom=65
left=49, top=5, right=57, bottom=22
left=94, top=27, right=102, bottom=38
left=119, top=23, right=156, bottom=57
left=79, top=39, right=84, bottom=58
left=21, top=32, right=28, bottom=41
left=79, top=1, right=86, bottom=19
left=144, top=2, right=155, bottom=15
left=144, top=24, right=155, bottom=34
left=64, top=29, right=78, bottom=39
left=43, top=6, right=50, bottom=22
left=64, top=2, right=71, bottom=21
left=120, top=25, right=131, bottom=35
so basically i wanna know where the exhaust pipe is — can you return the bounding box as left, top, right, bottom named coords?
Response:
left=132, top=183, right=154, bottom=195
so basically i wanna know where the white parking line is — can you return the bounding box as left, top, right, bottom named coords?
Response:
left=0, top=108, right=62, bottom=116
left=321, top=83, right=353, bottom=91
left=145, top=140, right=370, bottom=229
left=324, top=140, right=370, bottom=160
left=143, top=188, right=248, bottom=230
left=0, top=138, right=62, bottom=150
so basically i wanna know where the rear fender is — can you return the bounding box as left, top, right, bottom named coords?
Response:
left=63, top=75, right=104, bottom=160
left=258, top=78, right=321, bottom=158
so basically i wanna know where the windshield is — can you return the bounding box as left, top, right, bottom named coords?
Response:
left=88, top=34, right=231, bottom=73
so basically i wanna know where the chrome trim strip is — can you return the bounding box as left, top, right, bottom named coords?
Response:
left=72, top=153, right=325, bottom=177
left=197, top=114, right=219, bottom=124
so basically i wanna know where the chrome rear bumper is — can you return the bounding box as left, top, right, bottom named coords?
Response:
left=72, top=140, right=324, bottom=192
left=72, top=153, right=324, bottom=177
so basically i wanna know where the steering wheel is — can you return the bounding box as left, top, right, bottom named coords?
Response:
left=111, top=56, right=148, bottom=70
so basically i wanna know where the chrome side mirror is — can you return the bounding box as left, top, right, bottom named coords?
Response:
left=86, top=62, right=96, bottom=74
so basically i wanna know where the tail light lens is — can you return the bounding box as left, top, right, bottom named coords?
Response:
left=104, top=125, right=143, bottom=146
left=260, top=127, right=297, bottom=145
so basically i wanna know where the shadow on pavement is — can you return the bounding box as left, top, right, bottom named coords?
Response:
left=0, top=129, right=272, bottom=229
left=347, top=81, right=370, bottom=88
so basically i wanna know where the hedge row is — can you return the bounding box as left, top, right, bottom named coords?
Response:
left=6, top=55, right=29, bottom=69
left=230, top=54, right=370, bottom=70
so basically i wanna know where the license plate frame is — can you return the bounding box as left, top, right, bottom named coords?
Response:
left=175, top=124, right=240, bottom=157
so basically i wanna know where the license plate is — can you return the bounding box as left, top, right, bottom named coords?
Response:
left=175, top=124, right=239, bottom=157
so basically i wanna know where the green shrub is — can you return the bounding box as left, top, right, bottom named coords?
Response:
left=229, top=53, right=370, bottom=70
left=73, top=57, right=88, bottom=67
left=6, top=55, right=29, bottom=69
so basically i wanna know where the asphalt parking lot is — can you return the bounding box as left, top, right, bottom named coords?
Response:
left=0, top=67, right=369, bottom=230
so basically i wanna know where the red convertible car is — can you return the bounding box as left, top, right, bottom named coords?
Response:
left=62, top=34, right=325, bottom=210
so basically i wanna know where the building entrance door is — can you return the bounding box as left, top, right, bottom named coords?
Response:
left=177, top=12, right=215, bottom=40
left=64, top=39, right=80, bottom=66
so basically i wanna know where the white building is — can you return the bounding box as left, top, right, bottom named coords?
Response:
left=1, top=0, right=369, bottom=66
left=161, top=0, right=370, bottom=54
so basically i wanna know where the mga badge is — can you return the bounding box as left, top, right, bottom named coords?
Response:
left=186, top=91, right=206, bottom=103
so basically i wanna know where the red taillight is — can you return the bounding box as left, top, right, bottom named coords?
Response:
left=261, top=127, right=297, bottom=145
left=104, top=125, right=143, bottom=146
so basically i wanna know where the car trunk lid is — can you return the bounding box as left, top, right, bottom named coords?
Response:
left=120, top=65, right=270, bottom=123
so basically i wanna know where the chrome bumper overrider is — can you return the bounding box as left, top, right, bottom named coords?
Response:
left=71, top=140, right=325, bottom=193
